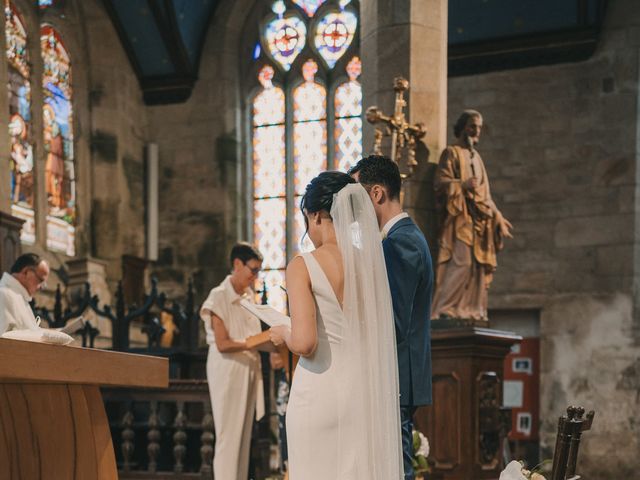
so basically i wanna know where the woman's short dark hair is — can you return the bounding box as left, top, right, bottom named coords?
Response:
left=230, top=242, right=263, bottom=266
left=300, top=171, right=356, bottom=215
left=10, top=253, right=42, bottom=273
left=347, top=155, right=401, bottom=200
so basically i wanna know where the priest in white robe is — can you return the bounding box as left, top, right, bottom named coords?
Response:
left=0, top=253, right=49, bottom=334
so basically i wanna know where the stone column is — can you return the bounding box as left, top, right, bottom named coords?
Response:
left=361, top=0, right=447, bottom=246
left=0, top=5, right=10, bottom=213
left=0, top=212, right=24, bottom=272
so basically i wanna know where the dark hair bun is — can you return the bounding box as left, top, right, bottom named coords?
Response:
left=300, top=171, right=356, bottom=214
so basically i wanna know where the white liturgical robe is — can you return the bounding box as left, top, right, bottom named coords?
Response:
left=0, top=272, right=39, bottom=334
left=201, top=275, right=264, bottom=480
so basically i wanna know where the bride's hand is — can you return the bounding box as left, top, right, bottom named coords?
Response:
left=269, top=325, right=290, bottom=347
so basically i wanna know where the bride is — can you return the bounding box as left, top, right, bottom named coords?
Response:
left=269, top=171, right=404, bottom=479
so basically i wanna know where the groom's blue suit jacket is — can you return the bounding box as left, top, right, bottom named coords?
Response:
left=383, top=216, right=433, bottom=407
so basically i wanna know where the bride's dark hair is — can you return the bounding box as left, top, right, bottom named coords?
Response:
left=300, top=171, right=356, bottom=215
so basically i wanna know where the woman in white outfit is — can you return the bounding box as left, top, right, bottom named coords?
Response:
left=269, top=172, right=404, bottom=479
left=201, top=243, right=265, bottom=480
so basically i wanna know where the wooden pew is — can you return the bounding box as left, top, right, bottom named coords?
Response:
left=0, top=338, right=168, bottom=480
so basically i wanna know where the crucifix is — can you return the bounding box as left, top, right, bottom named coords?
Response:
left=365, top=77, right=427, bottom=178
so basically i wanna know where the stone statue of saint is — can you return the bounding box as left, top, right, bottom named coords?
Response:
left=431, top=110, right=513, bottom=322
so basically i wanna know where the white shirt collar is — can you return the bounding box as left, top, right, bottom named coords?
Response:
left=0, top=272, right=32, bottom=302
left=382, top=212, right=410, bottom=237
left=222, top=275, right=251, bottom=304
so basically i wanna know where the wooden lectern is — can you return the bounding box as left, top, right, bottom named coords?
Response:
left=414, top=326, right=521, bottom=480
left=0, top=338, right=168, bottom=479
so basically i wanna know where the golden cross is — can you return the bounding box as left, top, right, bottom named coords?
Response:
left=365, top=77, right=427, bottom=178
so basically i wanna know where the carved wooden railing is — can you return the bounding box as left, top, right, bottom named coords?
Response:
left=32, top=277, right=200, bottom=352
left=103, top=379, right=278, bottom=479
left=102, top=380, right=214, bottom=478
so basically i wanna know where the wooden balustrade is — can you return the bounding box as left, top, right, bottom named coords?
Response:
left=102, top=380, right=214, bottom=479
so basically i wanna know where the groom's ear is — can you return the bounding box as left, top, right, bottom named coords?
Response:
left=371, top=185, right=386, bottom=204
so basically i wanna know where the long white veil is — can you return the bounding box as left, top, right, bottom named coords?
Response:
left=331, top=183, right=404, bottom=478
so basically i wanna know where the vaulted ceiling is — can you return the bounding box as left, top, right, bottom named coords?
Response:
left=103, top=0, right=607, bottom=105
left=102, top=0, right=219, bottom=105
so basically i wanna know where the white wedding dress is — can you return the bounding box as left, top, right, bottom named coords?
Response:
left=286, top=184, right=404, bottom=480
left=286, top=252, right=349, bottom=478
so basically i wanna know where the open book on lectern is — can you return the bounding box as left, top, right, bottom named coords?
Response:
left=240, top=299, right=291, bottom=329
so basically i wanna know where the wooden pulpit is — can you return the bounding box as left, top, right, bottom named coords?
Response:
left=414, top=326, right=521, bottom=480
left=0, top=338, right=168, bottom=479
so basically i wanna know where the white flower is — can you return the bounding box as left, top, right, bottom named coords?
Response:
left=499, top=461, right=528, bottom=480
left=416, top=431, right=430, bottom=458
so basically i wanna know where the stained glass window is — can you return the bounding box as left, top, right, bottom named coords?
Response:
left=38, top=0, right=53, bottom=8
left=253, top=66, right=287, bottom=312
left=6, top=1, right=35, bottom=243
left=293, top=60, right=326, bottom=253
left=252, top=2, right=361, bottom=311
left=265, top=14, right=306, bottom=71
left=314, top=10, right=357, bottom=69
left=335, top=57, right=362, bottom=172
left=41, top=26, right=75, bottom=256
left=292, top=0, right=325, bottom=17
left=293, top=60, right=326, bottom=194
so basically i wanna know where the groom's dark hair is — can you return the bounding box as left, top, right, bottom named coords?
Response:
left=348, top=155, right=402, bottom=201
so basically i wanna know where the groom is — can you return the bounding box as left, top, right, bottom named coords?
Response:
left=349, top=155, right=433, bottom=480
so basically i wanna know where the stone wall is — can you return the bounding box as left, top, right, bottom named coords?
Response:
left=78, top=0, right=149, bottom=282
left=146, top=0, right=258, bottom=302
left=448, top=0, right=640, bottom=475
left=0, top=0, right=149, bottom=317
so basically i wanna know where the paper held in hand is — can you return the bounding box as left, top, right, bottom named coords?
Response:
left=240, top=299, right=291, bottom=328
left=58, top=316, right=86, bottom=335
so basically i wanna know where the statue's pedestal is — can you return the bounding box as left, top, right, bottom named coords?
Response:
left=415, top=325, right=521, bottom=480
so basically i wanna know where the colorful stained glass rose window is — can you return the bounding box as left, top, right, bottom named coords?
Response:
left=314, top=10, right=357, bottom=68
left=265, top=14, right=306, bottom=71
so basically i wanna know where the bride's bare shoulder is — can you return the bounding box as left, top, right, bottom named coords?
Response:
left=286, top=255, right=310, bottom=280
